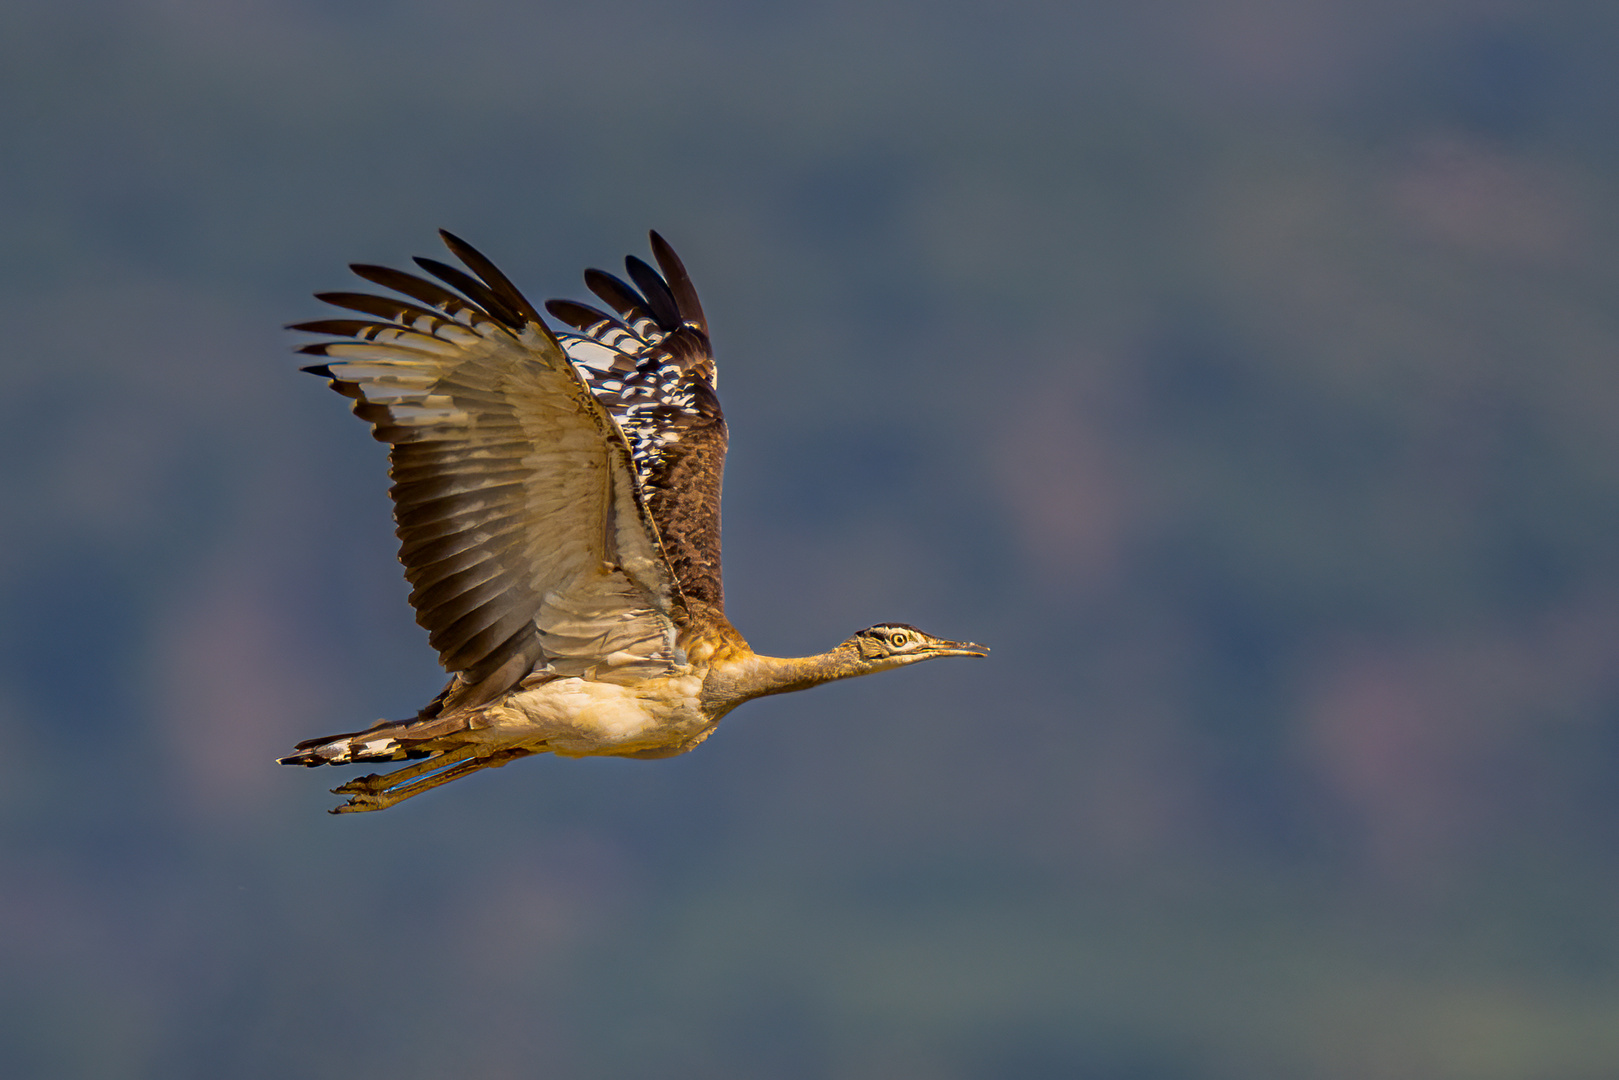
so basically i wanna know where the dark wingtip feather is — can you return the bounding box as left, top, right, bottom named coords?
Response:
left=648, top=231, right=707, bottom=332
left=545, top=298, right=625, bottom=332
left=287, top=318, right=388, bottom=336
left=299, top=363, right=335, bottom=377
left=314, top=291, right=443, bottom=325
left=437, top=229, right=545, bottom=327
left=584, top=268, right=643, bottom=317
left=349, top=264, right=467, bottom=312
left=296, top=344, right=334, bottom=357
left=625, top=255, right=680, bottom=329
left=312, top=291, right=379, bottom=310
left=413, top=255, right=525, bottom=328
left=543, top=298, right=578, bottom=321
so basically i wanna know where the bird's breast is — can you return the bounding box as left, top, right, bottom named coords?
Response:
left=492, top=673, right=712, bottom=757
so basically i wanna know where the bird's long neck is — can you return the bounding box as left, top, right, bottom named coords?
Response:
left=702, top=642, right=867, bottom=712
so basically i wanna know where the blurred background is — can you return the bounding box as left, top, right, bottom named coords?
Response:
left=3, top=1, right=1618, bottom=1077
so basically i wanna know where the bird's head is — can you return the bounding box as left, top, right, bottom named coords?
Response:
left=846, top=623, right=989, bottom=670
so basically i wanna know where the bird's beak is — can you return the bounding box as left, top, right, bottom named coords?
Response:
left=927, top=638, right=990, bottom=658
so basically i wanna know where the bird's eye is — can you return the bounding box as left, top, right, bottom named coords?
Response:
left=889, top=632, right=908, bottom=647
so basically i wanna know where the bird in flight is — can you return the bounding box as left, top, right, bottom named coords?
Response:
left=279, top=231, right=987, bottom=812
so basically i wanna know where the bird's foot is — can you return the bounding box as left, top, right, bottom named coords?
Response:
left=325, top=746, right=535, bottom=813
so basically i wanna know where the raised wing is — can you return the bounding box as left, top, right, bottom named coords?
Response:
left=545, top=233, right=728, bottom=612
left=293, top=231, right=687, bottom=708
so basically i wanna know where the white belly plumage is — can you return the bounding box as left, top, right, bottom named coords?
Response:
left=488, top=672, right=711, bottom=757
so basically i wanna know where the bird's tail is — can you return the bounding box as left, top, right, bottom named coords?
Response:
left=276, top=713, right=470, bottom=767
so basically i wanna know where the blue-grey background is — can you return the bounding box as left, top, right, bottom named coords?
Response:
left=4, top=2, right=1618, bottom=1077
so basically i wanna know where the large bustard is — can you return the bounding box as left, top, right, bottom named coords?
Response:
left=279, top=231, right=987, bottom=812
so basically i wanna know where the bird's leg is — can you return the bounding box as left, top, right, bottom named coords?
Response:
left=330, top=747, right=537, bottom=814
left=330, top=745, right=479, bottom=797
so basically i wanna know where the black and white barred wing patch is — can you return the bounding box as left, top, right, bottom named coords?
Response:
left=546, top=233, right=714, bottom=472
left=292, top=231, right=686, bottom=704
left=546, top=233, right=729, bottom=612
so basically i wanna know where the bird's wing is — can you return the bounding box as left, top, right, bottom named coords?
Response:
left=544, top=232, right=729, bottom=612
left=293, top=231, right=687, bottom=707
